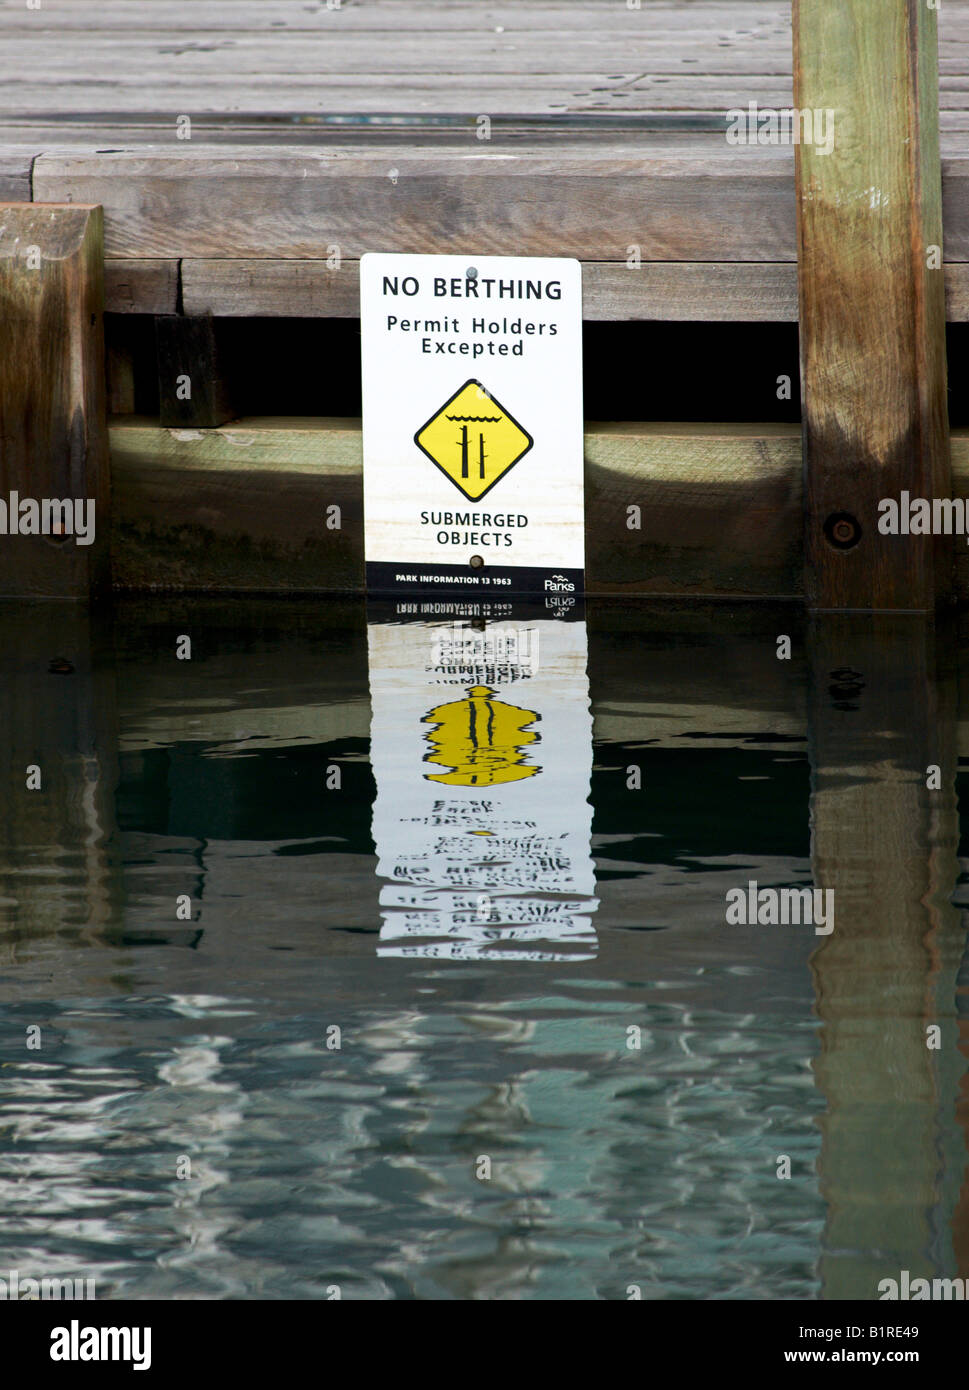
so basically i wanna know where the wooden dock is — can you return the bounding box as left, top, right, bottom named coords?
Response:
left=0, top=0, right=966, bottom=604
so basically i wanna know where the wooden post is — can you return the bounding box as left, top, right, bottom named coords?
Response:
left=794, top=1, right=952, bottom=609
left=155, top=314, right=234, bottom=428
left=0, top=203, right=109, bottom=597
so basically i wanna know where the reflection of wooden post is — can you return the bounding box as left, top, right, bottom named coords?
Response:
left=808, top=615, right=966, bottom=1298
left=793, top=0, right=951, bottom=608
left=0, top=605, right=120, bottom=954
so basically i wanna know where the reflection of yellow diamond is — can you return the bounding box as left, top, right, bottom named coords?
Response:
left=414, top=379, right=533, bottom=502
left=422, top=684, right=540, bottom=787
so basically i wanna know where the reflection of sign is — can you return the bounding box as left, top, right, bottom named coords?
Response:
left=414, top=380, right=533, bottom=502
left=424, top=685, right=539, bottom=786
left=360, top=253, right=584, bottom=597
left=429, top=623, right=539, bottom=678
left=368, top=611, right=597, bottom=962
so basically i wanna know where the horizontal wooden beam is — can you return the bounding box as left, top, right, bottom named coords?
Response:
left=106, top=417, right=969, bottom=598
left=180, top=258, right=798, bottom=322
left=33, top=145, right=798, bottom=262
left=104, top=257, right=178, bottom=314
left=97, top=254, right=969, bottom=324
left=173, top=257, right=969, bottom=323
left=0, top=150, right=33, bottom=201
left=28, top=149, right=969, bottom=316
left=108, top=417, right=802, bottom=596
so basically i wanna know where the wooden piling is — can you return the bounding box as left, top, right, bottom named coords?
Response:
left=794, top=0, right=952, bottom=610
left=0, top=203, right=109, bottom=597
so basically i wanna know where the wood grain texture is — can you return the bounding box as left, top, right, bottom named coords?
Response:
left=794, top=0, right=952, bottom=610
left=104, top=257, right=178, bottom=314
left=0, top=2, right=794, bottom=34
left=0, top=203, right=109, bottom=596
left=945, top=264, right=969, bottom=319
left=0, top=0, right=962, bottom=124
left=181, top=257, right=800, bottom=320
left=0, top=1, right=965, bottom=133
left=107, top=417, right=803, bottom=597
left=106, top=417, right=969, bottom=597
left=0, top=152, right=33, bottom=202
left=940, top=157, right=969, bottom=259
left=0, top=1, right=795, bottom=122
left=32, top=143, right=798, bottom=262
left=154, top=315, right=235, bottom=428
left=10, top=0, right=969, bottom=295
left=110, top=416, right=364, bottom=593
left=22, top=149, right=969, bottom=302
left=92, top=255, right=969, bottom=324
left=585, top=420, right=803, bottom=596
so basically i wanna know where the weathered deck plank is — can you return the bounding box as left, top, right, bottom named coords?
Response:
left=33, top=143, right=798, bottom=262
left=0, top=0, right=965, bottom=125
left=0, top=1, right=792, bottom=123
left=104, top=258, right=178, bottom=315
left=178, top=257, right=799, bottom=321
left=5, top=0, right=969, bottom=323
left=38, top=140, right=969, bottom=323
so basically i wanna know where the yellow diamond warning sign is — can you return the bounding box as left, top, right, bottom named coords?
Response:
left=414, top=379, right=533, bottom=502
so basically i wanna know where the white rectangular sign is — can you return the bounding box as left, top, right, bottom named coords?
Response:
left=360, top=253, right=585, bottom=597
